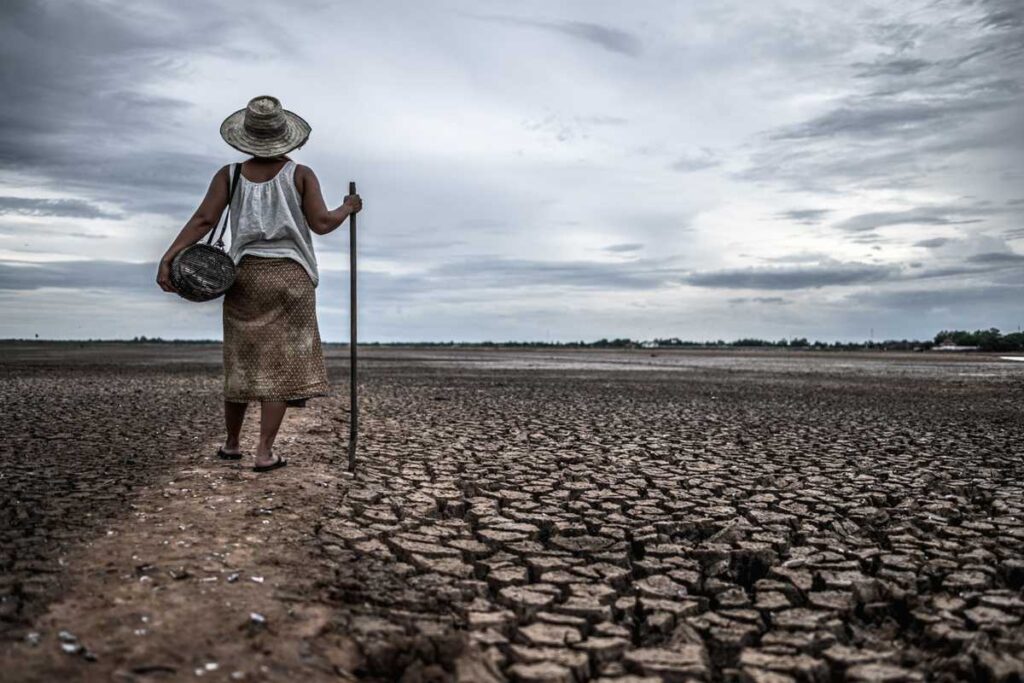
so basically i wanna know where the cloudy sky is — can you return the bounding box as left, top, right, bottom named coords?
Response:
left=1, top=0, right=1022, bottom=342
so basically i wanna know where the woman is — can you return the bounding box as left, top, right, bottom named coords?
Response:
left=157, top=95, right=361, bottom=472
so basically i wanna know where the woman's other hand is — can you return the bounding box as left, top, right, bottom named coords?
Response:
left=343, top=193, right=362, bottom=215
left=157, top=259, right=177, bottom=293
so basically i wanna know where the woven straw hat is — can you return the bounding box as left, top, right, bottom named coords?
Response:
left=220, top=95, right=311, bottom=157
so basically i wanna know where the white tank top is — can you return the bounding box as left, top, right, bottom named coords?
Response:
left=226, top=160, right=319, bottom=286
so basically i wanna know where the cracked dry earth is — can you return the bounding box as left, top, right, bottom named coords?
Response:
left=3, top=346, right=1024, bottom=682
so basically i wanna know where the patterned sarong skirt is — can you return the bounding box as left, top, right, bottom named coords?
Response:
left=223, top=256, right=330, bottom=404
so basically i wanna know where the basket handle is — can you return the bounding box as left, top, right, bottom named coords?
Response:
left=207, top=162, right=243, bottom=248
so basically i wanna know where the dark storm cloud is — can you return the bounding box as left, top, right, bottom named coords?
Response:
left=469, top=14, right=642, bottom=56
left=887, top=251, right=1024, bottom=282
left=847, top=233, right=884, bottom=245
left=0, top=255, right=682, bottom=294
left=759, top=251, right=833, bottom=264
left=741, top=0, right=1024, bottom=192
left=0, top=259, right=432, bottom=309
left=775, top=209, right=831, bottom=225
left=978, top=0, right=1024, bottom=30
left=897, top=264, right=994, bottom=281
left=835, top=206, right=989, bottom=232
left=0, top=221, right=110, bottom=240
left=603, top=243, right=643, bottom=253
left=853, top=57, right=933, bottom=78
left=727, top=296, right=788, bottom=305
left=683, top=262, right=893, bottom=290
left=966, top=251, right=1024, bottom=263
left=0, top=1, right=259, bottom=214
left=850, top=283, right=1024, bottom=309
left=770, top=92, right=1015, bottom=141
left=914, top=237, right=951, bottom=248
left=431, top=257, right=675, bottom=290
left=736, top=145, right=919, bottom=193
left=552, top=21, right=642, bottom=56
left=0, top=196, right=121, bottom=220
left=0, top=260, right=155, bottom=291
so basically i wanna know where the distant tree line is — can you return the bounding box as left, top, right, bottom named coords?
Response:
left=643, top=330, right=1023, bottom=351
left=934, top=328, right=1024, bottom=351
left=653, top=337, right=813, bottom=348
left=7, top=329, right=1022, bottom=351
left=127, top=336, right=209, bottom=344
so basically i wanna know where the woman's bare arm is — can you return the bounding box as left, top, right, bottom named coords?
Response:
left=156, top=166, right=231, bottom=292
left=162, top=166, right=232, bottom=258
left=295, top=164, right=361, bottom=235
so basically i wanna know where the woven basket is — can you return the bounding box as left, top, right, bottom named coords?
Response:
left=171, top=243, right=237, bottom=301
left=171, top=163, right=242, bottom=302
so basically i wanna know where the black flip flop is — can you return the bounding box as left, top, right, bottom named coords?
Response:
left=253, top=454, right=287, bottom=473
left=217, top=447, right=243, bottom=461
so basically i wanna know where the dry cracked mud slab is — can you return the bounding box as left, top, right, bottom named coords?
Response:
left=2, top=346, right=1024, bottom=682
left=312, top=356, right=1024, bottom=681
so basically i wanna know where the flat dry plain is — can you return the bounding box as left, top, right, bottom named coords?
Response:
left=1, top=343, right=1023, bottom=682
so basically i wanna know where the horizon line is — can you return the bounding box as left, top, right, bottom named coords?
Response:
left=0, top=336, right=988, bottom=346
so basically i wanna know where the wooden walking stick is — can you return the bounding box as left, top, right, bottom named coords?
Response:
left=347, top=181, right=358, bottom=472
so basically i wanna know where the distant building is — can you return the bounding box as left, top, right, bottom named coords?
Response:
left=933, top=339, right=980, bottom=352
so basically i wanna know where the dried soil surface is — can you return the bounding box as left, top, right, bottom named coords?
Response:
left=1, top=344, right=1023, bottom=682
